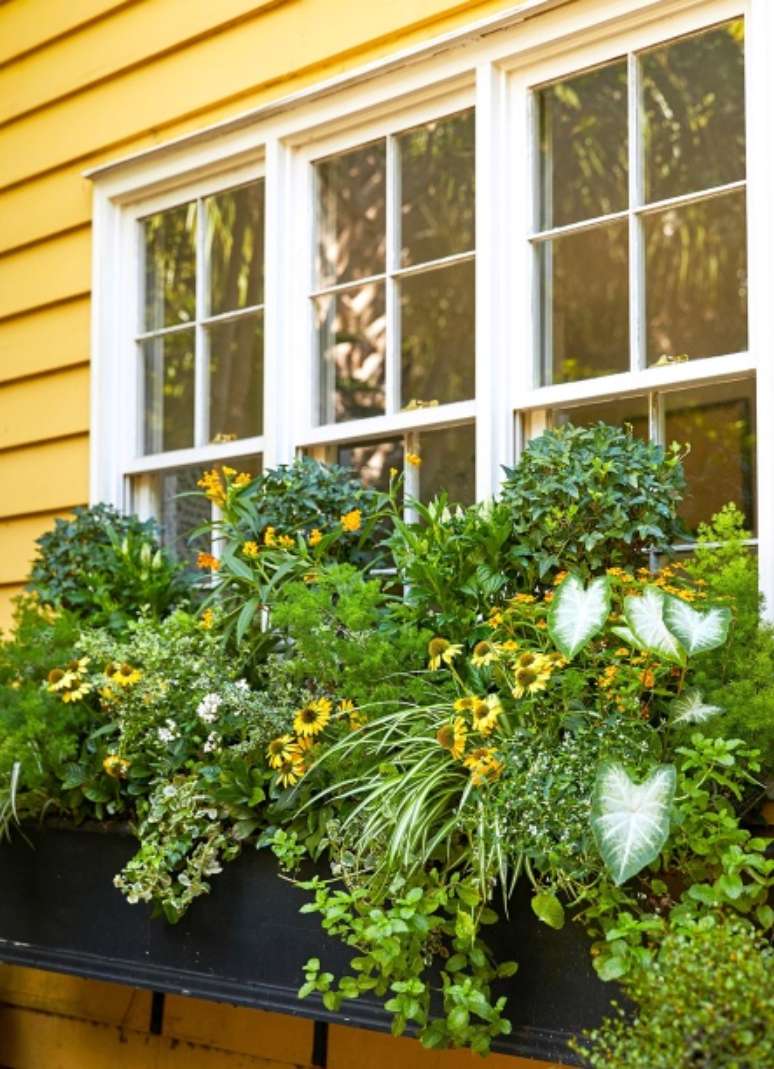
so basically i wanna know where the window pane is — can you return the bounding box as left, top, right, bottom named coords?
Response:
left=400, top=260, right=475, bottom=407
left=398, top=109, right=475, bottom=267
left=538, top=60, right=628, bottom=230
left=315, top=141, right=386, bottom=288
left=143, top=202, right=197, bottom=331
left=540, top=220, right=629, bottom=384
left=645, top=190, right=747, bottom=365
left=207, top=313, right=264, bottom=441
left=142, top=329, right=195, bottom=454
left=337, top=437, right=403, bottom=493
left=664, top=379, right=756, bottom=534
left=642, top=20, right=745, bottom=203
left=553, top=395, right=649, bottom=439
left=205, top=181, right=265, bottom=316
left=316, top=282, right=386, bottom=424
left=419, top=424, right=476, bottom=506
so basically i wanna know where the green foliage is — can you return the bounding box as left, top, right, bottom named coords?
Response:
left=575, top=917, right=774, bottom=1068
left=501, top=423, right=686, bottom=581
left=27, top=504, right=189, bottom=632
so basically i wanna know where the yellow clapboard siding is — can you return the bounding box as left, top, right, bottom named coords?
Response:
left=163, top=995, right=313, bottom=1063
left=0, top=436, right=89, bottom=519
left=0, top=0, right=134, bottom=66
left=0, top=584, right=25, bottom=634
left=0, top=0, right=285, bottom=126
left=0, top=164, right=92, bottom=255
left=0, top=510, right=71, bottom=585
left=0, top=966, right=150, bottom=1031
left=0, top=0, right=511, bottom=190
left=0, top=298, right=90, bottom=383
left=0, top=1003, right=303, bottom=1069
left=0, top=227, right=90, bottom=321
left=328, top=1025, right=561, bottom=1069
left=0, top=366, right=89, bottom=450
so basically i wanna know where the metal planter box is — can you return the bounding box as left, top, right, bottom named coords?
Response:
left=0, top=825, right=615, bottom=1064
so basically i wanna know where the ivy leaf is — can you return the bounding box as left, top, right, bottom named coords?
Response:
left=624, top=586, right=685, bottom=664
left=663, top=597, right=731, bottom=656
left=670, top=689, right=723, bottom=725
left=548, top=574, right=611, bottom=659
left=591, top=763, right=676, bottom=885
left=530, top=891, right=565, bottom=930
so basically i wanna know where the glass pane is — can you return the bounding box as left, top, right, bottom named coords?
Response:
left=398, top=108, right=475, bottom=267
left=664, top=379, right=756, bottom=534
left=315, top=141, right=386, bottom=288
left=400, top=260, right=475, bottom=407
left=205, top=180, right=265, bottom=316
left=142, top=329, right=195, bottom=454
left=540, top=219, right=629, bottom=385
left=538, top=59, right=628, bottom=230
left=207, top=313, right=264, bottom=441
left=642, top=19, right=745, bottom=203
left=316, top=282, right=386, bottom=424
left=143, top=202, right=197, bottom=330
left=553, top=395, right=649, bottom=440
left=419, top=424, right=476, bottom=506
left=645, top=190, right=747, bottom=365
left=337, top=437, right=403, bottom=493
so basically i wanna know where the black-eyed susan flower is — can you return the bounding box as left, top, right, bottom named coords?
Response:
left=427, top=637, right=462, bottom=671
left=470, top=695, right=502, bottom=737
left=453, top=696, right=475, bottom=713
left=470, top=640, right=497, bottom=668
left=266, top=734, right=299, bottom=769
left=276, top=754, right=305, bottom=788
left=47, top=667, right=76, bottom=693
left=511, top=665, right=549, bottom=699
left=463, top=746, right=503, bottom=786
left=114, top=663, right=141, bottom=688
left=294, top=697, right=332, bottom=737
left=436, top=717, right=467, bottom=760
left=341, top=509, right=362, bottom=533
left=61, top=681, right=92, bottom=703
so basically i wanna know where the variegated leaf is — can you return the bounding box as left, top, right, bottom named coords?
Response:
left=548, top=574, right=611, bottom=660
left=670, top=689, right=723, bottom=725
left=624, top=586, right=685, bottom=665
left=591, top=763, right=676, bottom=885
left=663, top=597, right=731, bottom=656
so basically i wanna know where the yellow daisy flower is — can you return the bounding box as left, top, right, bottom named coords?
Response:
left=266, top=734, right=298, bottom=769
left=47, top=667, right=76, bottom=693
left=436, top=717, right=467, bottom=760
left=463, top=747, right=504, bottom=786
left=114, top=663, right=142, bottom=688
left=453, top=696, right=475, bottom=713
left=61, top=681, right=92, bottom=703
left=470, top=695, right=502, bottom=737
left=341, top=509, right=362, bottom=533
left=276, top=754, right=305, bottom=788
left=470, top=641, right=497, bottom=667
left=427, top=637, right=462, bottom=671
left=243, top=541, right=260, bottom=559
left=294, top=697, right=332, bottom=737
left=309, top=528, right=323, bottom=547
left=512, top=666, right=549, bottom=699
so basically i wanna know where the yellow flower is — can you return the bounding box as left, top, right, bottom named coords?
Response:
left=275, top=754, right=305, bottom=788
left=278, top=534, right=295, bottom=549
left=103, top=754, right=130, bottom=779
left=487, top=611, right=503, bottom=630
left=113, top=663, right=141, bottom=688
left=427, top=637, right=462, bottom=671
left=470, top=695, right=502, bottom=737
left=406, top=452, right=422, bottom=467
left=341, top=509, right=362, bottom=533
left=197, top=469, right=226, bottom=507
left=294, top=697, right=332, bottom=737
left=266, top=734, right=299, bottom=769
left=498, top=640, right=520, bottom=654
left=303, top=571, right=319, bottom=585
left=464, top=747, right=503, bottom=786
left=598, top=665, right=619, bottom=690
left=243, top=541, right=260, bottom=559
left=641, top=669, right=656, bottom=689
left=263, top=526, right=277, bottom=547
left=552, top=571, right=568, bottom=586
left=389, top=467, right=399, bottom=479
left=453, top=696, right=475, bottom=713
left=513, top=593, right=536, bottom=604
left=614, top=647, right=630, bottom=658
left=61, top=681, right=92, bottom=703
left=234, top=472, right=252, bottom=488
left=222, top=466, right=237, bottom=478
left=197, top=551, right=220, bottom=571
left=47, top=667, right=76, bottom=693
left=436, top=717, right=467, bottom=760
left=512, top=666, right=548, bottom=699
left=309, top=528, right=323, bottom=547
left=471, top=641, right=496, bottom=667
left=200, top=608, right=216, bottom=630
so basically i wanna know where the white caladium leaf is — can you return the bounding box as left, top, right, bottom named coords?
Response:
left=670, top=689, right=723, bottom=725
left=624, top=586, right=685, bottom=665
left=663, top=597, right=731, bottom=656
left=591, top=763, right=676, bottom=885
left=548, top=574, right=611, bottom=660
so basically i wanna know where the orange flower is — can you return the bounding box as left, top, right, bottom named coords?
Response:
left=196, top=551, right=220, bottom=571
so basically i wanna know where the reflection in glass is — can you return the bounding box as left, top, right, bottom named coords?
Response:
left=337, top=437, right=404, bottom=494
left=419, top=424, right=476, bottom=506
left=400, top=260, right=475, bottom=407
left=142, top=329, right=195, bottom=454
left=540, top=220, right=629, bottom=384
left=207, top=313, right=264, bottom=441
left=553, top=395, right=649, bottom=440
left=642, top=19, right=745, bottom=203
left=664, top=379, right=756, bottom=534
left=645, top=190, right=747, bottom=365
left=143, top=202, right=197, bottom=330
left=538, top=59, right=628, bottom=230
left=205, top=181, right=264, bottom=316
left=315, top=141, right=386, bottom=289
left=316, top=282, right=386, bottom=424
left=398, top=109, right=475, bottom=267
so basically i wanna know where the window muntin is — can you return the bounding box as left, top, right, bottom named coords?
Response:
left=534, top=19, right=747, bottom=387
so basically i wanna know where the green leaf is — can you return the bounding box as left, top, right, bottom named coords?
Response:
left=548, top=574, right=611, bottom=659
left=530, top=891, right=565, bottom=930
left=663, top=597, right=731, bottom=656
left=447, top=1006, right=469, bottom=1033
left=594, top=955, right=628, bottom=981
left=236, top=596, right=261, bottom=643
left=591, top=762, right=676, bottom=885
left=624, top=586, right=685, bottom=664
left=670, top=689, right=723, bottom=726
left=755, top=904, right=774, bottom=929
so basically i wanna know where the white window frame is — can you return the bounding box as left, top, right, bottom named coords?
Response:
left=89, top=0, right=774, bottom=612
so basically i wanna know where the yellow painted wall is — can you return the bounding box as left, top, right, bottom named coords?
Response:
left=0, top=1, right=561, bottom=1065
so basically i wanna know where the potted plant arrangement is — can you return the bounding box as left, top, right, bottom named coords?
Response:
left=0, top=425, right=771, bottom=1066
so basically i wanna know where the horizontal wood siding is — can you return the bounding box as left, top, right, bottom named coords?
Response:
left=0, top=1, right=555, bottom=1066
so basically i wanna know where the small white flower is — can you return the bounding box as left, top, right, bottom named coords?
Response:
left=196, top=692, right=222, bottom=724
left=203, top=731, right=221, bottom=753
left=234, top=678, right=249, bottom=692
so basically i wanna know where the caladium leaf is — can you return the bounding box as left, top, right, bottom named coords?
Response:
left=670, top=689, right=723, bottom=725
left=663, top=597, right=731, bottom=656
left=548, top=574, right=611, bottom=660
left=624, top=586, right=685, bottom=665
left=591, top=763, right=676, bottom=885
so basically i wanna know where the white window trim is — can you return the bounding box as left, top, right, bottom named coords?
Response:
left=90, top=0, right=774, bottom=611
